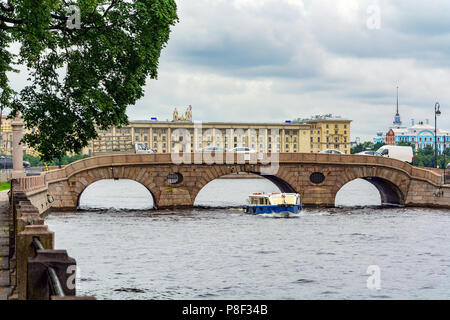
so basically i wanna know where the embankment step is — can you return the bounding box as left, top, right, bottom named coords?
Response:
left=0, top=270, right=10, bottom=287
left=0, top=286, right=12, bottom=300
left=0, top=245, right=8, bottom=257
left=0, top=256, right=8, bottom=270
left=0, top=237, right=8, bottom=246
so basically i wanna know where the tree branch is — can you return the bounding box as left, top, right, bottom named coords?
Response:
left=0, top=14, right=22, bottom=25
left=0, top=1, right=14, bottom=13
left=103, top=0, right=119, bottom=18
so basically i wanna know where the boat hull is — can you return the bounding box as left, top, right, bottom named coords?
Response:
left=245, top=204, right=303, bottom=218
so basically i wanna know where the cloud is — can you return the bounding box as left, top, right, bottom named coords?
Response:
left=5, top=0, right=450, bottom=142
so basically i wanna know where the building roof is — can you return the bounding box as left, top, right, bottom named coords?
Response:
left=293, top=114, right=352, bottom=123
left=129, top=120, right=311, bottom=127
left=390, top=123, right=450, bottom=136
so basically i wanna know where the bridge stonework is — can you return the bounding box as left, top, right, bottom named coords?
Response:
left=43, top=153, right=450, bottom=209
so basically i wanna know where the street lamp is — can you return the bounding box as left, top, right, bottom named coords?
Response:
left=435, top=102, right=441, bottom=168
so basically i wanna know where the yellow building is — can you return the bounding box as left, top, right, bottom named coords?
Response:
left=294, top=115, right=352, bottom=154
left=0, top=116, right=38, bottom=156
left=0, top=116, right=14, bottom=155
left=86, top=112, right=352, bottom=156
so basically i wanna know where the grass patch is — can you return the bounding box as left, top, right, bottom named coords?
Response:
left=0, top=181, right=11, bottom=191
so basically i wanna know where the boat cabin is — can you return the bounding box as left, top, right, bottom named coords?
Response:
left=248, top=193, right=301, bottom=206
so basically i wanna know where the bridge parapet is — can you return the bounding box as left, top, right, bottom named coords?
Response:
left=15, top=175, right=46, bottom=193
left=7, top=181, right=94, bottom=300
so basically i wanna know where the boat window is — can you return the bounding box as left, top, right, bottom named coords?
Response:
left=285, top=196, right=295, bottom=205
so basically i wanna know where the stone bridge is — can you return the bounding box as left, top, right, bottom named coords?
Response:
left=42, top=153, right=450, bottom=209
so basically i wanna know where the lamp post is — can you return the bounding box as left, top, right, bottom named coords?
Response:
left=435, top=102, right=441, bottom=168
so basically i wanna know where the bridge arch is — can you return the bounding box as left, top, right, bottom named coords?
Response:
left=332, top=166, right=407, bottom=206
left=188, top=164, right=298, bottom=205
left=65, top=166, right=161, bottom=209
left=78, top=179, right=155, bottom=209
left=193, top=171, right=296, bottom=207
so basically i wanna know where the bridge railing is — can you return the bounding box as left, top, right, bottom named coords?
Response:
left=445, top=173, right=450, bottom=185
left=27, top=237, right=89, bottom=300
left=15, top=174, right=46, bottom=193
left=9, top=180, right=95, bottom=300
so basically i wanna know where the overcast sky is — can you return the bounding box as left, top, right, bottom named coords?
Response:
left=124, top=0, right=449, bottom=141
left=6, top=0, right=450, bottom=141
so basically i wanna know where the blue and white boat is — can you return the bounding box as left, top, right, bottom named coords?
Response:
left=244, top=193, right=303, bottom=218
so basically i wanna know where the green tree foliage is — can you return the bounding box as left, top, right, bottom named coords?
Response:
left=22, top=153, right=89, bottom=167
left=353, top=141, right=450, bottom=168
left=351, top=142, right=385, bottom=154
left=413, top=145, right=450, bottom=168
left=0, top=0, right=178, bottom=161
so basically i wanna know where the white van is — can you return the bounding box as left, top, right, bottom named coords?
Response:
left=376, top=145, right=414, bottom=164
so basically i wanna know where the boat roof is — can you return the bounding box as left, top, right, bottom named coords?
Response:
left=249, top=192, right=299, bottom=197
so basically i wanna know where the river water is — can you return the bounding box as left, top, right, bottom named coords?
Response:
left=46, top=179, right=450, bottom=300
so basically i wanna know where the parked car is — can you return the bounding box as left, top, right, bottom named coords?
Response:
left=357, top=150, right=382, bottom=156
left=228, top=147, right=257, bottom=153
left=319, top=149, right=344, bottom=155
left=0, top=157, right=31, bottom=170
left=376, top=145, right=414, bottom=163
left=134, top=143, right=156, bottom=154
left=198, top=146, right=227, bottom=153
